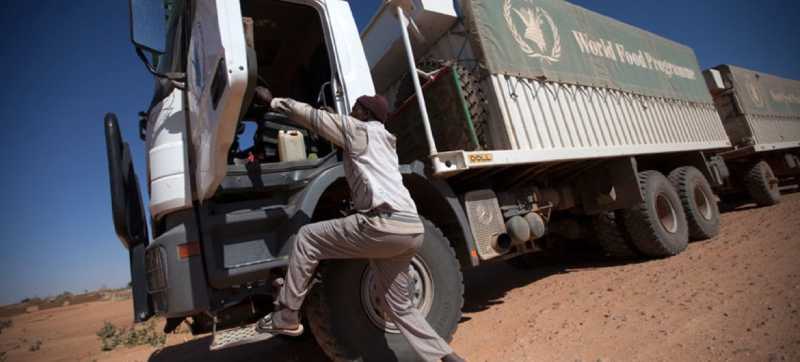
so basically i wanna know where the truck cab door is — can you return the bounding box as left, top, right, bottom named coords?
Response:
left=324, top=1, right=375, bottom=110
left=187, top=0, right=249, bottom=201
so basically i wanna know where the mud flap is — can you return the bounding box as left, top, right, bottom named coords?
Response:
left=577, top=157, right=643, bottom=215
left=130, top=243, right=153, bottom=322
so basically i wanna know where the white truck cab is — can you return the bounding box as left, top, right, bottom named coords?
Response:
left=146, top=0, right=375, bottom=218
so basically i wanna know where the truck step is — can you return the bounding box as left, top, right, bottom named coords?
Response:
left=209, top=322, right=275, bottom=351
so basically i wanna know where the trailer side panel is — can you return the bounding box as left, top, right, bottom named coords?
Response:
left=706, top=65, right=800, bottom=152
left=484, top=74, right=730, bottom=154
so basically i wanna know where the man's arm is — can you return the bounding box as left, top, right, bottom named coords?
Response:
left=252, top=87, right=366, bottom=153
left=270, top=97, right=350, bottom=148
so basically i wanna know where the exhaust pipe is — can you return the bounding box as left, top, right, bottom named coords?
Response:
left=491, top=233, right=514, bottom=253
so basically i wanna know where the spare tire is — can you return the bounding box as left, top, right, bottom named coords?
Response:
left=669, top=166, right=721, bottom=241
left=305, top=218, right=463, bottom=361
left=394, top=60, right=490, bottom=150
left=621, top=171, right=689, bottom=258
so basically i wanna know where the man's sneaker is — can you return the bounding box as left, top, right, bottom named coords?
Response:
left=442, top=353, right=466, bottom=362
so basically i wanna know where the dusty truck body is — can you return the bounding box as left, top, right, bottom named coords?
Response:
left=364, top=0, right=732, bottom=258
left=106, top=0, right=738, bottom=360
left=704, top=65, right=800, bottom=205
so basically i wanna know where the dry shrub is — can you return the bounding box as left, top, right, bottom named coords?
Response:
left=96, top=320, right=166, bottom=351
left=0, top=319, right=11, bottom=334
left=28, top=339, right=42, bottom=352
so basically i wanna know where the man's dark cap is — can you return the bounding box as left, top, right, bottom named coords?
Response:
left=356, top=95, right=389, bottom=123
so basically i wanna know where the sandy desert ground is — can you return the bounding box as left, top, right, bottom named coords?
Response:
left=1, top=192, right=799, bottom=362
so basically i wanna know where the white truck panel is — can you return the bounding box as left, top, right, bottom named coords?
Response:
left=747, top=114, right=800, bottom=151
left=432, top=75, right=731, bottom=175
left=146, top=89, right=192, bottom=219
left=485, top=74, right=731, bottom=154
left=325, top=0, right=376, bottom=107
left=187, top=0, right=249, bottom=201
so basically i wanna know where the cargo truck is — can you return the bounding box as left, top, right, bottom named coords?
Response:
left=107, top=0, right=753, bottom=360
left=704, top=65, right=800, bottom=206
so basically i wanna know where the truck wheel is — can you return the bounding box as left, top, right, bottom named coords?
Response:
left=592, top=211, right=639, bottom=258
left=305, top=218, right=463, bottom=362
left=621, top=171, right=689, bottom=258
left=668, top=166, right=721, bottom=241
left=744, top=161, right=781, bottom=206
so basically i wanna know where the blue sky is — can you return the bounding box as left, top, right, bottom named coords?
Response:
left=0, top=0, right=798, bottom=306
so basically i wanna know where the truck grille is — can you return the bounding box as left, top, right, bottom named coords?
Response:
left=145, top=247, right=168, bottom=312
left=464, top=190, right=506, bottom=260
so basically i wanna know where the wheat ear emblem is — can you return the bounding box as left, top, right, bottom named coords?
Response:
left=748, top=82, right=764, bottom=107
left=504, top=1, right=561, bottom=64
left=514, top=8, right=547, bottom=52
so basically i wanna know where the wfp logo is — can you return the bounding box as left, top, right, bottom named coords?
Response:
left=504, top=0, right=561, bottom=63
left=747, top=81, right=764, bottom=108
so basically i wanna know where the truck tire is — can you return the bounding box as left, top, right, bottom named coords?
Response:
left=591, top=211, right=639, bottom=258
left=305, top=218, right=464, bottom=362
left=621, top=171, right=689, bottom=258
left=744, top=160, right=781, bottom=206
left=668, top=166, right=721, bottom=241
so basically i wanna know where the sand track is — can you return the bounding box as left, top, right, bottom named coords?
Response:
left=2, top=193, right=798, bottom=362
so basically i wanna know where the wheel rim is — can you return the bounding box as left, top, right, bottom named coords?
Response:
left=656, top=193, right=679, bottom=234
left=360, top=256, right=434, bottom=334
left=694, top=185, right=713, bottom=221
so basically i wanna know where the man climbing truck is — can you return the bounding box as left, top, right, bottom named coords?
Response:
left=107, top=0, right=744, bottom=360
left=251, top=88, right=465, bottom=362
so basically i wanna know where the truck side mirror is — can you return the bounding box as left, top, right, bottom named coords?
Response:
left=129, top=0, right=167, bottom=55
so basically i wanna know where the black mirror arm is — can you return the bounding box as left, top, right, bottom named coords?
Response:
left=135, top=47, right=186, bottom=87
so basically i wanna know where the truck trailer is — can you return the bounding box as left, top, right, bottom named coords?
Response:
left=105, top=0, right=774, bottom=360
left=704, top=64, right=800, bottom=206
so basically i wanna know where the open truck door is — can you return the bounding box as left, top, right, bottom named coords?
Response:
left=184, top=0, right=373, bottom=200
left=324, top=0, right=375, bottom=110
left=187, top=0, right=249, bottom=201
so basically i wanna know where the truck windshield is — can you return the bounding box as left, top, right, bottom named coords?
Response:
left=155, top=0, right=184, bottom=73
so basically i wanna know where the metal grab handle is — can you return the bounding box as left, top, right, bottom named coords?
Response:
left=396, top=6, right=438, bottom=158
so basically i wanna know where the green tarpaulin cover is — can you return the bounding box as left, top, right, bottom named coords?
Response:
left=720, top=65, right=800, bottom=118
left=464, top=0, right=712, bottom=103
